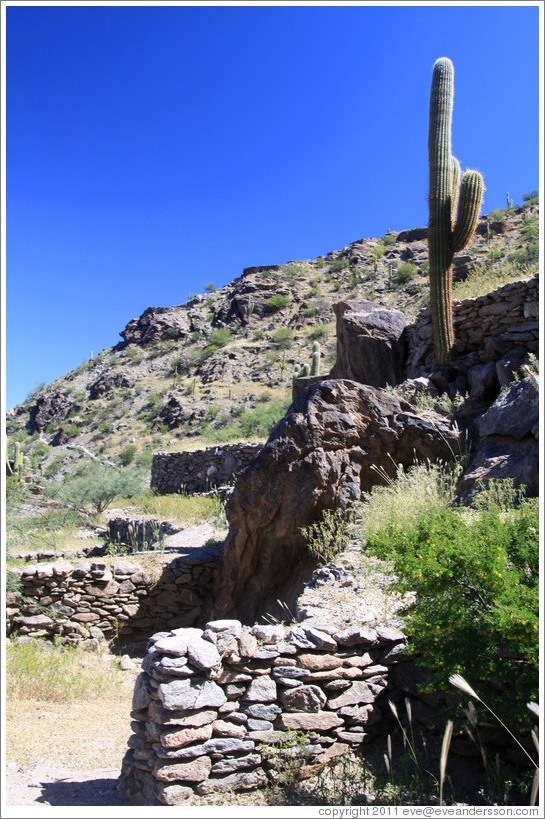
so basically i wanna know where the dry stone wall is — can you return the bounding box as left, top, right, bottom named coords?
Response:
left=405, top=275, right=539, bottom=378
left=151, top=443, right=263, bottom=495
left=7, top=544, right=222, bottom=646
left=118, top=618, right=412, bottom=804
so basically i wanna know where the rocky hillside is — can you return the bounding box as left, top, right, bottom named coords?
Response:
left=6, top=199, right=539, bottom=485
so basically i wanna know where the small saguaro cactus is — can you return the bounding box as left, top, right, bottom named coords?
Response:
left=428, top=57, right=484, bottom=365
left=311, top=341, right=321, bottom=376
left=7, top=441, right=24, bottom=481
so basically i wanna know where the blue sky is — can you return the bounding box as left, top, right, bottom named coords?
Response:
left=3, top=2, right=541, bottom=410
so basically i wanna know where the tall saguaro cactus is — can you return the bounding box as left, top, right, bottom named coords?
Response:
left=428, top=57, right=484, bottom=365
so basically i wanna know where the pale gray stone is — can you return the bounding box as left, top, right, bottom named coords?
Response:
left=328, top=681, right=375, bottom=708
left=243, top=703, right=282, bottom=721
left=243, top=675, right=277, bottom=703
left=187, top=637, right=221, bottom=670
left=158, top=678, right=227, bottom=711
left=154, top=755, right=211, bottom=782
left=154, top=628, right=204, bottom=657
left=334, top=626, right=378, bottom=646
left=251, top=624, right=286, bottom=643
left=196, top=768, right=267, bottom=794
left=156, top=784, right=193, bottom=804
left=211, top=753, right=262, bottom=774
left=205, top=619, right=242, bottom=633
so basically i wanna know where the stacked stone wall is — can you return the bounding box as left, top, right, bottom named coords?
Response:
left=118, top=618, right=414, bottom=804
left=151, top=443, right=263, bottom=495
left=405, top=275, right=539, bottom=377
left=7, top=545, right=222, bottom=645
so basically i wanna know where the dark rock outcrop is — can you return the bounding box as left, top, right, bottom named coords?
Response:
left=120, top=306, right=191, bottom=345
left=89, top=370, right=133, bottom=399
left=214, top=379, right=460, bottom=624
left=331, top=301, right=407, bottom=388
left=28, top=391, right=73, bottom=432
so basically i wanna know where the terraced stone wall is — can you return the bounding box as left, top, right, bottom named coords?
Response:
left=118, top=619, right=414, bottom=804
left=7, top=544, right=221, bottom=646
left=151, top=443, right=263, bottom=496
left=405, top=275, right=539, bottom=377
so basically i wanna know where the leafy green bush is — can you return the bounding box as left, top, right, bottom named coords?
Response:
left=124, top=347, right=144, bottom=365
left=238, top=399, right=288, bottom=439
left=118, top=444, right=137, bottom=466
left=360, top=480, right=539, bottom=733
left=382, top=233, right=397, bottom=245
left=507, top=244, right=539, bottom=265
left=396, top=262, right=418, bottom=284
left=488, top=209, right=507, bottom=222
left=266, top=294, right=291, bottom=312
left=272, top=327, right=294, bottom=349
left=308, top=324, right=331, bottom=341
left=56, top=464, right=144, bottom=514
left=522, top=190, right=538, bottom=206
left=329, top=257, right=349, bottom=273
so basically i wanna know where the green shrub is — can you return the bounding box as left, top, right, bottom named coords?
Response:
left=382, top=233, right=397, bottom=245
left=7, top=641, right=126, bottom=702
left=396, top=262, right=419, bottom=284
left=55, top=464, right=144, bottom=514
left=308, top=324, right=330, bottom=340
left=238, top=399, right=288, bottom=439
left=329, top=257, right=349, bottom=273
left=124, top=347, right=144, bottom=365
left=359, top=479, right=539, bottom=734
left=266, top=294, right=291, bottom=312
left=203, top=327, right=232, bottom=353
left=118, top=444, right=137, bottom=466
left=272, top=327, right=294, bottom=349
left=507, top=244, right=539, bottom=265
left=522, top=190, right=539, bottom=207
left=488, top=209, right=507, bottom=222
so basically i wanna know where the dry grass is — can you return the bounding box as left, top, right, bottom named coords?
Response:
left=453, top=261, right=535, bottom=300
left=6, top=642, right=136, bottom=771
left=6, top=697, right=134, bottom=772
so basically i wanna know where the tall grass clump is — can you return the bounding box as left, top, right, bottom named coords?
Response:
left=453, top=259, right=537, bottom=300
left=7, top=641, right=127, bottom=702
left=353, top=459, right=463, bottom=544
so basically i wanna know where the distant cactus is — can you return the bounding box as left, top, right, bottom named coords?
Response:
left=7, top=441, right=24, bottom=481
left=311, top=341, right=321, bottom=376
left=428, top=57, right=484, bottom=365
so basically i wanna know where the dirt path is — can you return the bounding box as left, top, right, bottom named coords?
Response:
left=5, top=761, right=132, bottom=807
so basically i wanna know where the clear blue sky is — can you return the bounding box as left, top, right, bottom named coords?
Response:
left=4, top=2, right=541, bottom=410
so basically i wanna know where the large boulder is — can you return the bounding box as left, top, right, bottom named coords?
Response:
left=456, top=374, right=539, bottom=503
left=213, top=379, right=460, bottom=624
left=331, top=301, right=407, bottom=388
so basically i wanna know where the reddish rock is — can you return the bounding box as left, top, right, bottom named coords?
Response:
left=160, top=724, right=213, bottom=749
left=153, top=755, right=212, bottom=783
left=276, top=711, right=344, bottom=731
left=214, top=379, right=460, bottom=623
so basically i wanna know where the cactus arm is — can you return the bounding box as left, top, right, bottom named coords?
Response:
left=451, top=169, right=484, bottom=252
left=451, top=157, right=460, bottom=226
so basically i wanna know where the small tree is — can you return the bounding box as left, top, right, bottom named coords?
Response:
left=58, top=464, right=143, bottom=514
